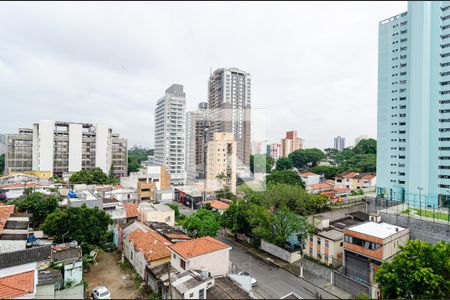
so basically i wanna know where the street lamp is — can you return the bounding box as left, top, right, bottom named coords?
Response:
left=417, top=187, right=423, bottom=216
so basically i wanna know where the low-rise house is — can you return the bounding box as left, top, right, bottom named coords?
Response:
left=161, top=269, right=214, bottom=299
left=306, top=212, right=369, bottom=267
left=334, top=172, right=377, bottom=190
left=61, top=190, right=102, bottom=209
left=123, top=228, right=172, bottom=280
left=0, top=183, right=52, bottom=200
left=105, top=188, right=137, bottom=203
left=299, top=172, right=320, bottom=186
left=0, top=173, right=40, bottom=185
left=102, top=198, right=120, bottom=212
left=343, top=220, right=409, bottom=295
left=169, top=236, right=231, bottom=277
left=174, top=186, right=204, bottom=210
left=124, top=203, right=139, bottom=223
left=306, top=182, right=334, bottom=194
left=208, top=275, right=254, bottom=299
left=205, top=200, right=230, bottom=215
left=138, top=203, right=175, bottom=227
left=0, top=205, right=32, bottom=253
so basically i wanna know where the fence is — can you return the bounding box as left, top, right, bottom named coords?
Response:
left=332, top=270, right=370, bottom=296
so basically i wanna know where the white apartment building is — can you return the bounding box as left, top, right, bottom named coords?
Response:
left=0, top=134, right=6, bottom=156
left=154, top=84, right=186, bottom=186
left=334, top=136, right=346, bottom=151
left=208, top=68, right=252, bottom=170
left=206, top=132, right=237, bottom=194
left=5, top=120, right=127, bottom=177
left=185, top=102, right=208, bottom=183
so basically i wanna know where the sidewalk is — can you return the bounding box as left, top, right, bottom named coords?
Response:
left=222, top=235, right=352, bottom=299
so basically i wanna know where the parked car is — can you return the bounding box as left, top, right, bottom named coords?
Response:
left=238, top=271, right=257, bottom=287
left=91, top=286, right=111, bottom=299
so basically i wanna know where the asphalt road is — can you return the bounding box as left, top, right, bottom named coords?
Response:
left=218, top=236, right=338, bottom=299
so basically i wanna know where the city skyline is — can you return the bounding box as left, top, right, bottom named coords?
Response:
left=0, top=1, right=405, bottom=149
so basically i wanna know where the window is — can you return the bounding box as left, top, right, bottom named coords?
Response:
left=173, top=254, right=176, bottom=259
left=309, top=248, right=313, bottom=256
left=309, top=236, right=313, bottom=242
left=325, top=241, right=329, bottom=248
left=199, top=289, right=205, bottom=299
left=181, top=259, right=186, bottom=270
left=189, top=293, right=194, bottom=298
left=130, top=251, right=133, bottom=260
left=340, top=242, right=343, bottom=247
left=317, top=238, right=321, bottom=245
left=325, top=254, right=329, bottom=262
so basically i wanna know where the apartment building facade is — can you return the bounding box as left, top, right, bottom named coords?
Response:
left=154, top=84, right=186, bottom=185
left=377, top=1, right=450, bottom=207
left=333, top=136, right=346, bottom=151
left=208, top=68, right=251, bottom=170
left=267, top=143, right=281, bottom=162
left=281, top=131, right=303, bottom=157
left=5, top=120, right=127, bottom=177
left=185, top=102, right=208, bottom=183
left=206, top=132, right=237, bottom=194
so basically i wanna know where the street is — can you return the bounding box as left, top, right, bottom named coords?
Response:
left=218, top=236, right=339, bottom=299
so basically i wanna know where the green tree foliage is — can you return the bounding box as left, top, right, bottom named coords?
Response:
left=263, top=207, right=310, bottom=246
left=69, top=167, right=115, bottom=184
left=288, top=148, right=325, bottom=170
left=167, top=203, right=181, bottom=220
left=312, top=166, right=340, bottom=180
left=262, top=183, right=329, bottom=216
left=41, top=204, right=112, bottom=253
left=375, top=240, right=450, bottom=299
left=323, top=148, right=339, bottom=162
left=222, top=199, right=271, bottom=236
left=13, top=192, right=61, bottom=227
left=182, top=208, right=221, bottom=237
left=128, top=146, right=153, bottom=174
left=250, top=154, right=274, bottom=173
left=266, top=170, right=305, bottom=188
left=275, top=157, right=293, bottom=170
left=353, top=138, right=376, bottom=155
left=0, top=154, right=4, bottom=174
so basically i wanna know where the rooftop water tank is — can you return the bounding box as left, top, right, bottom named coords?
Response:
left=68, top=191, right=78, bottom=198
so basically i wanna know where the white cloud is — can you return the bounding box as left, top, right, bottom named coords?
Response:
left=0, top=1, right=406, bottom=149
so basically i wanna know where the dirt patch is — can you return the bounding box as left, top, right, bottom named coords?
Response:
left=84, top=251, right=142, bottom=299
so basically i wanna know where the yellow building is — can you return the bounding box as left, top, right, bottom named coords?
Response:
left=206, top=133, right=237, bottom=194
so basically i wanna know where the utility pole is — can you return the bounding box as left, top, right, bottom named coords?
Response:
left=418, top=187, right=423, bottom=217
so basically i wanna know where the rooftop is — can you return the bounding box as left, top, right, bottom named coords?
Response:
left=346, top=221, right=407, bottom=239
left=299, top=172, right=318, bottom=177
left=318, top=229, right=343, bottom=241
left=171, top=270, right=212, bottom=294
left=37, top=269, right=63, bottom=286
left=124, top=203, right=139, bottom=218
left=0, top=205, right=15, bottom=235
left=206, top=200, right=230, bottom=210
left=208, top=276, right=252, bottom=299
left=126, top=229, right=172, bottom=262
left=0, top=183, right=45, bottom=189
left=138, top=203, right=173, bottom=212
left=0, top=270, right=35, bottom=299
left=169, top=236, right=231, bottom=260
left=0, top=245, right=51, bottom=269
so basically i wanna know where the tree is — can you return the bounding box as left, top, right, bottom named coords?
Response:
left=266, top=170, right=305, bottom=188
left=262, top=183, right=329, bottom=216
left=264, top=207, right=310, bottom=246
left=288, top=148, right=325, bottom=170
left=222, top=199, right=271, bottom=236
left=375, top=240, right=450, bottom=299
left=0, top=154, right=4, bottom=174
left=182, top=209, right=221, bottom=237
left=69, top=167, right=110, bottom=184
left=250, top=154, right=274, bottom=173
left=312, top=166, right=339, bottom=180
left=353, top=138, right=376, bottom=155
left=13, top=192, right=61, bottom=227
left=128, top=146, right=153, bottom=174
left=275, top=157, right=293, bottom=170
left=41, top=205, right=112, bottom=253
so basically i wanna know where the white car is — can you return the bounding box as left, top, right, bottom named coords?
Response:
left=238, top=271, right=257, bottom=287
left=91, top=286, right=111, bottom=299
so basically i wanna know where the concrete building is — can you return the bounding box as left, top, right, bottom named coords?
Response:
left=267, top=143, right=281, bottom=162
left=0, top=134, right=6, bottom=156
left=206, top=132, right=237, bottom=194
left=5, top=121, right=127, bottom=177
left=334, top=136, right=346, bottom=151
left=208, top=68, right=252, bottom=171
left=335, top=172, right=377, bottom=190
left=281, top=131, right=303, bottom=157
left=377, top=2, right=450, bottom=207
left=354, top=135, right=369, bottom=146
left=137, top=203, right=175, bottom=227
left=154, top=84, right=186, bottom=186
left=186, top=102, right=209, bottom=183
left=299, top=171, right=321, bottom=186
left=121, top=165, right=171, bottom=202
left=169, top=236, right=231, bottom=277
left=343, top=221, right=409, bottom=296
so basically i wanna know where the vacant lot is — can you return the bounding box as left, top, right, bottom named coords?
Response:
left=84, top=251, right=143, bottom=299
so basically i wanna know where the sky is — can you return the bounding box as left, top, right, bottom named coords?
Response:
left=0, top=1, right=407, bottom=150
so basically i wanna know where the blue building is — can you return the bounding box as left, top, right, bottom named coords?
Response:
left=377, top=1, right=450, bottom=208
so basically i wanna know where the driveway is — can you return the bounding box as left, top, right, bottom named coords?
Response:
left=218, top=236, right=338, bottom=299
left=84, top=251, right=142, bottom=299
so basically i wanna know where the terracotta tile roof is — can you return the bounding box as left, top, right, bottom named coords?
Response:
left=169, top=236, right=231, bottom=259
left=127, top=229, right=171, bottom=262
left=124, top=204, right=139, bottom=218
left=206, top=200, right=229, bottom=210
left=0, top=183, right=44, bottom=189
left=0, top=205, right=15, bottom=235
left=325, top=180, right=335, bottom=186
left=165, top=233, right=191, bottom=240
left=340, top=172, right=360, bottom=179
left=0, top=270, right=35, bottom=299
left=307, top=183, right=334, bottom=190
left=334, top=188, right=351, bottom=193
left=113, top=184, right=124, bottom=190
left=299, top=172, right=318, bottom=177
left=361, top=174, right=376, bottom=180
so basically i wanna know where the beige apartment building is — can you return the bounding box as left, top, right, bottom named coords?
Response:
left=281, top=131, right=303, bottom=157
left=206, top=132, right=237, bottom=194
